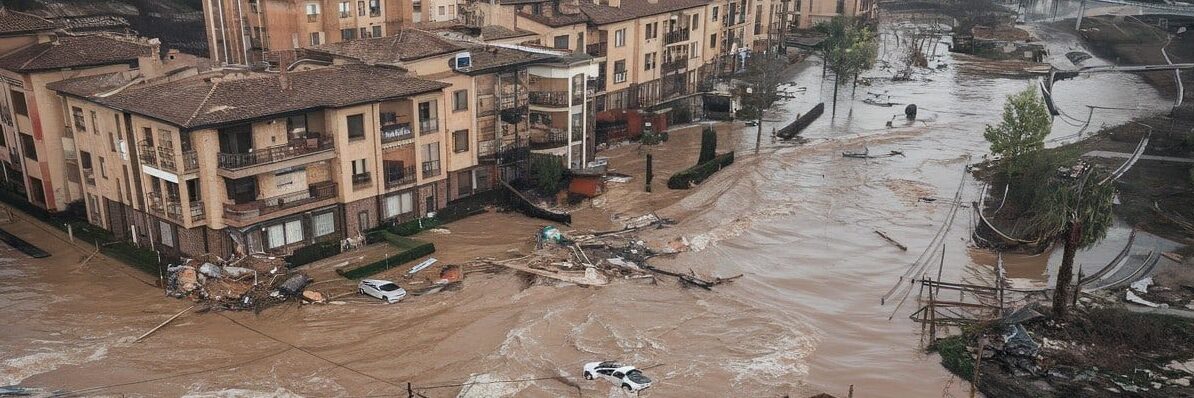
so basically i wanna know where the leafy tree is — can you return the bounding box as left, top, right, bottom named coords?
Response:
left=698, top=126, right=718, bottom=165
left=817, top=17, right=878, bottom=117
left=984, top=86, right=1053, bottom=176
left=529, top=154, right=564, bottom=196
left=1022, top=170, right=1116, bottom=317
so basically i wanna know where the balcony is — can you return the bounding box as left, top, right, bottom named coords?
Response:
left=223, top=181, right=337, bottom=227
left=370, top=7, right=381, bottom=17
left=143, top=144, right=199, bottom=174
left=147, top=192, right=184, bottom=222
left=661, top=59, right=688, bottom=75
left=217, top=137, right=334, bottom=179
left=381, top=123, right=414, bottom=144
left=589, top=76, right=606, bottom=93
left=530, top=129, right=569, bottom=150
left=529, top=91, right=570, bottom=108
left=664, top=29, right=690, bottom=45
left=421, top=160, right=441, bottom=178
left=307, top=13, right=318, bottom=23
left=190, top=201, right=205, bottom=223
left=419, top=119, right=439, bottom=135
left=586, top=42, right=607, bottom=57
left=82, top=167, right=96, bottom=185
left=352, top=172, right=372, bottom=188
left=613, top=71, right=627, bottom=84
left=385, top=165, right=416, bottom=189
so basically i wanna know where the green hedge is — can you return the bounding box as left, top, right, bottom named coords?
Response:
left=285, top=240, right=342, bottom=268
left=667, top=152, right=735, bottom=189
left=387, top=217, right=442, bottom=236
left=337, top=241, right=436, bottom=279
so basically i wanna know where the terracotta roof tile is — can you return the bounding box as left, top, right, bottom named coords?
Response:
left=52, top=65, right=449, bottom=129
left=0, top=34, right=154, bottom=72
left=518, top=0, right=710, bottom=27
left=0, top=8, right=57, bottom=35
left=310, top=29, right=464, bottom=63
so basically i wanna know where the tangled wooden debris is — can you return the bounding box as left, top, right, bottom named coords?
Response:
left=469, top=213, right=742, bottom=290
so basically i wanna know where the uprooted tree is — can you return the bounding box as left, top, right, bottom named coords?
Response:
left=817, top=16, right=878, bottom=117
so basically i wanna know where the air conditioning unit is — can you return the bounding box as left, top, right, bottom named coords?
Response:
left=452, top=52, right=472, bottom=70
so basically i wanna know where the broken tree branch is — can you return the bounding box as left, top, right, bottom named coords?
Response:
left=874, top=230, right=908, bottom=251
left=136, top=305, right=196, bottom=343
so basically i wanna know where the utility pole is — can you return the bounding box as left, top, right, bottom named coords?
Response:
left=1075, top=0, right=1086, bottom=30
left=755, top=3, right=778, bottom=154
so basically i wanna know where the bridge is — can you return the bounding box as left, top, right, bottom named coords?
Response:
left=1082, top=0, right=1194, bottom=17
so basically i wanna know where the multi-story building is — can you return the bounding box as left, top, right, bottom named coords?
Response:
left=413, top=0, right=461, bottom=23
left=0, top=24, right=163, bottom=212
left=202, top=0, right=414, bottom=66
left=47, top=29, right=595, bottom=259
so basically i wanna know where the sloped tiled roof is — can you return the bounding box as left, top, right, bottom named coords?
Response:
left=0, top=8, right=57, bottom=36
left=479, top=25, right=537, bottom=41
left=311, top=29, right=464, bottom=63
left=456, top=44, right=556, bottom=74
left=0, top=34, right=154, bottom=72
left=50, top=64, right=449, bottom=130
left=518, top=0, right=710, bottom=27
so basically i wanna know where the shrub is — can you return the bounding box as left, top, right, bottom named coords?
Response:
left=933, top=335, right=975, bottom=381
left=386, top=217, right=442, bottom=236
left=698, top=126, right=718, bottom=165
left=667, top=152, right=735, bottom=189
left=285, top=240, right=342, bottom=267
left=530, top=153, right=565, bottom=196
left=337, top=241, right=436, bottom=279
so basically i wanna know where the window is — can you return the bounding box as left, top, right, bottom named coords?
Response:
left=369, top=0, right=380, bottom=15
left=452, top=130, right=468, bottom=153
left=310, top=32, right=321, bottom=45
left=358, top=0, right=365, bottom=16
left=453, top=90, right=468, bottom=112
left=690, top=42, right=699, bottom=58
left=306, top=3, right=319, bottom=15
left=72, top=107, right=86, bottom=132
left=351, top=158, right=367, bottom=175
left=457, top=171, right=473, bottom=196
left=421, top=142, right=440, bottom=177
left=837, top=0, right=845, bottom=13
left=360, top=27, right=369, bottom=38
left=10, top=90, right=26, bottom=116
left=553, top=35, right=569, bottom=49
left=710, top=33, right=717, bottom=48
left=0, top=131, right=6, bottom=147
left=313, top=212, right=335, bottom=237
left=613, top=60, right=627, bottom=83
left=644, top=52, right=655, bottom=71
left=384, top=192, right=414, bottom=218
left=90, top=111, right=99, bottom=136
left=417, top=101, right=438, bottom=133
left=372, top=26, right=382, bottom=37
left=712, top=6, right=719, bottom=21
left=438, top=5, right=446, bottom=15
left=645, top=22, right=656, bottom=40
left=614, top=28, right=626, bottom=47
left=159, top=221, right=174, bottom=247
left=28, top=177, right=44, bottom=204
left=19, top=133, right=35, bottom=160
left=266, top=219, right=304, bottom=249
left=357, top=211, right=372, bottom=231
left=347, top=114, right=365, bottom=140
left=692, top=14, right=699, bottom=30
left=341, top=28, right=356, bottom=41
left=339, top=1, right=350, bottom=18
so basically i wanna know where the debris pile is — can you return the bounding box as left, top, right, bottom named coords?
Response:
left=475, top=214, right=741, bottom=289
left=164, top=254, right=325, bottom=311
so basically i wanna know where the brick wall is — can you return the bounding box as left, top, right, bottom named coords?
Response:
left=345, top=196, right=378, bottom=236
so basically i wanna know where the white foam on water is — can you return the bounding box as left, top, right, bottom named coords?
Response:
left=0, top=344, right=110, bottom=385
left=182, top=388, right=303, bottom=398
left=455, top=373, right=529, bottom=398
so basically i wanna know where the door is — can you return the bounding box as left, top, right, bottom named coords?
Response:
left=217, top=124, right=253, bottom=154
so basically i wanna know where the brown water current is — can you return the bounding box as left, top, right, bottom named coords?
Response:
left=0, top=13, right=1176, bottom=397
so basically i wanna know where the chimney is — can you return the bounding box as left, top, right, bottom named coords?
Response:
left=558, top=0, right=581, bottom=15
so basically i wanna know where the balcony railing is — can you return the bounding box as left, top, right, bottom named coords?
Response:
left=82, top=168, right=96, bottom=185
left=217, top=137, right=333, bottom=170
left=530, top=129, right=569, bottom=150
left=223, top=181, right=337, bottom=223
left=663, top=29, right=690, bottom=45
left=370, top=8, right=381, bottom=16
left=661, top=59, right=688, bottom=74
left=381, top=123, right=413, bottom=143
left=147, top=192, right=183, bottom=222
left=385, top=165, right=416, bottom=189
left=307, top=13, right=318, bottom=22
left=421, top=160, right=441, bottom=178
left=529, top=91, right=570, bottom=107
left=586, top=42, right=607, bottom=57
left=613, top=71, right=627, bottom=84
left=419, top=119, right=439, bottom=134
left=590, top=77, right=606, bottom=92
left=190, top=201, right=205, bottom=222
left=352, top=172, right=372, bottom=188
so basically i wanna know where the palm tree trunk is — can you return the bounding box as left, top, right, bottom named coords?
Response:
left=1053, top=220, right=1083, bottom=317
left=832, top=73, right=840, bottom=118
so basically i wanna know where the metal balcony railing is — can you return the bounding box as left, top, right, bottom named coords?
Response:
left=385, top=165, right=416, bottom=189
left=529, top=91, right=570, bottom=107
left=381, top=123, right=414, bottom=143
left=307, top=14, right=318, bottom=22
left=663, top=29, right=690, bottom=45
left=147, top=192, right=183, bottom=222
left=419, top=119, right=439, bottom=134
left=82, top=168, right=96, bottom=185
left=352, top=172, right=372, bottom=188
left=613, top=71, right=627, bottom=84
left=217, top=137, right=333, bottom=170
left=661, top=59, right=687, bottom=74
left=421, top=160, right=441, bottom=178
left=190, top=201, right=205, bottom=222
left=586, top=42, right=607, bottom=57
left=223, top=182, right=337, bottom=223
left=530, top=129, right=569, bottom=150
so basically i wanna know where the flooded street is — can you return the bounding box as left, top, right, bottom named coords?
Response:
left=0, top=9, right=1176, bottom=397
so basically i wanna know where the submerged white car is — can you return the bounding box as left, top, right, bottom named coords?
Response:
left=583, top=361, right=653, bottom=392
left=358, top=279, right=407, bottom=303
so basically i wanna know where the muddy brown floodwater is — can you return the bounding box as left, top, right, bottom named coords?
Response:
left=0, top=10, right=1175, bottom=398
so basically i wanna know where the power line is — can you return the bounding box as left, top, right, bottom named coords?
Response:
left=54, top=347, right=294, bottom=397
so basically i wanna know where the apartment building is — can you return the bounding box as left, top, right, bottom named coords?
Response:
left=202, top=0, right=414, bottom=65
left=414, top=0, right=461, bottom=23
left=0, top=26, right=162, bottom=212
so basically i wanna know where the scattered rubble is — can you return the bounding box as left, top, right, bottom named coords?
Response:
left=164, top=254, right=325, bottom=311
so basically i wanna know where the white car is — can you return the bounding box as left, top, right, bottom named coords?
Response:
left=358, top=279, right=407, bottom=303
left=583, top=361, right=653, bottom=392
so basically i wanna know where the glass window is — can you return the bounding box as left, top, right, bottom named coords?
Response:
left=313, top=212, right=335, bottom=237
left=306, top=3, right=319, bottom=14
left=384, top=192, right=414, bottom=217
left=310, top=32, right=321, bottom=45
left=452, top=130, right=468, bottom=153
left=72, top=107, right=86, bottom=132
left=553, top=35, right=569, bottom=50
left=644, top=52, right=655, bottom=71
left=341, top=28, right=356, bottom=41
left=20, top=133, right=36, bottom=160
left=347, top=114, right=365, bottom=139
left=614, top=29, right=625, bottom=47
left=372, top=26, right=382, bottom=37
left=453, top=90, right=468, bottom=112
left=10, top=90, right=26, bottom=116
